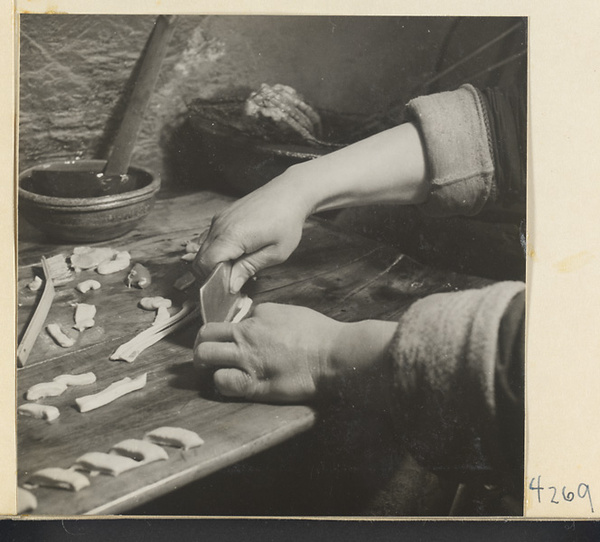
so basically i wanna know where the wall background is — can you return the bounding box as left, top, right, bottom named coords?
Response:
left=19, top=15, right=524, bottom=182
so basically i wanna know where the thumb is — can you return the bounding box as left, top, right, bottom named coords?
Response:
left=214, top=368, right=255, bottom=398
left=229, top=245, right=282, bottom=293
left=193, top=236, right=244, bottom=280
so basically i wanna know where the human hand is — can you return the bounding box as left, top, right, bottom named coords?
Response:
left=193, top=302, right=397, bottom=404
left=193, top=175, right=311, bottom=293
left=193, top=122, right=428, bottom=294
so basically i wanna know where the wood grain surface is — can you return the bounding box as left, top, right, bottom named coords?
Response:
left=17, top=190, right=490, bottom=516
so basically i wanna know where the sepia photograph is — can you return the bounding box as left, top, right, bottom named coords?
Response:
left=16, top=14, right=527, bottom=517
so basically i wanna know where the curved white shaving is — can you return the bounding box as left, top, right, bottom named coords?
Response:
left=25, top=381, right=68, bottom=401
left=75, top=373, right=147, bottom=413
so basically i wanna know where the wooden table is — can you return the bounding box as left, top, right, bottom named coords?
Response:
left=17, top=190, right=490, bottom=516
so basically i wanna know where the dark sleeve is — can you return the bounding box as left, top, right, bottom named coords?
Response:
left=477, top=86, right=527, bottom=209
left=495, top=288, right=526, bottom=479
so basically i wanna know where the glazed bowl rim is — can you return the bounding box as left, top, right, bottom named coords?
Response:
left=18, top=159, right=161, bottom=211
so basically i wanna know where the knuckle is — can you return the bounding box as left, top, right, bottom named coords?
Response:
left=215, top=369, right=253, bottom=398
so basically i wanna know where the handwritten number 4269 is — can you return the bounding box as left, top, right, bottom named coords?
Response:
left=529, top=476, right=594, bottom=513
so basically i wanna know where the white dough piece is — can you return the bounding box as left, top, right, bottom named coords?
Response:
left=97, top=251, right=131, bottom=275
left=26, top=468, right=90, bottom=492
left=25, top=381, right=68, bottom=401
left=76, top=279, right=101, bottom=293
left=75, top=373, right=147, bottom=413
left=152, top=305, right=171, bottom=327
left=46, top=324, right=75, bottom=348
left=17, top=487, right=37, bottom=514
left=73, top=303, right=96, bottom=331
left=110, top=439, right=169, bottom=463
left=27, top=275, right=43, bottom=292
left=53, top=372, right=97, bottom=387
left=144, top=427, right=204, bottom=450
left=139, top=297, right=172, bottom=310
left=180, top=253, right=196, bottom=262
left=71, top=247, right=116, bottom=271
left=18, top=403, right=60, bottom=421
left=74, top=452, right=140, bottom=476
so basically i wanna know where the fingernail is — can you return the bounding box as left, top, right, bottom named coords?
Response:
left=231, top=276, right=244, bottom=294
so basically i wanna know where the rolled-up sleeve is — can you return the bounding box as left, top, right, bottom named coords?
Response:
left=407, top=84, right=497, bottom=217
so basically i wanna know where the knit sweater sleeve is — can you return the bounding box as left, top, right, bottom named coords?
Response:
left=386, top=281, right=525, bottom=478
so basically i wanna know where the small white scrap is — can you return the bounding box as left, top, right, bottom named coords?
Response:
left=53, top=372, right=97, bottom=387
left=27, top=275, right=43, bottom=292
left=110, top=439, right=169, bottom=463
left=26, top=468, right=90, bottom=492
left=180, top=253, right=196, bottom=262
left=144, top=426, right=204, bottom=450
left=75, top=373, right=147, bottom=413
left=17, top=487, right=37, bottom=514
left=139, top=297, right=172, bottom=311
left=25, top=381, right=68, bottom=401
left=97, top=251, right=131, bottom=275
left=230, top=296, right=253, bottom=323
left=74, top=452, right=140, bottom=477
left=73, top=303, right=96, bottom=332
left=18, top=403, right=60, bottom=421
left=76, top=279, right=101, bottom=293
left=185, top=241, right=201, bottom=253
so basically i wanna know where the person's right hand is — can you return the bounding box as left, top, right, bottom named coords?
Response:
left=194, top=122, right=429, bottom=293
left=193, top=173, right=311, bottom=293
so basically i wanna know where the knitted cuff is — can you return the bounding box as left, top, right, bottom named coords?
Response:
left=407, top=84, right=496, bottom=217
left=387, top=281, right=525, bottom=474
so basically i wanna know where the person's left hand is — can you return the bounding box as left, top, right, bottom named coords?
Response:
left=193, top=303, right=343, bottom=403
left=193, top=302, right=398, bottom=404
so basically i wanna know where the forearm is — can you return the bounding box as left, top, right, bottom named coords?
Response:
left=318, top=319, right=398, bottom=407
left=269, top=122, right=429, bottom=217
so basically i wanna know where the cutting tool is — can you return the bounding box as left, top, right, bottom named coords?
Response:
left=199, top=262, right=253, bottom=324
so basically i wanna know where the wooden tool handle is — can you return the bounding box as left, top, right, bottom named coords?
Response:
left=103, top=15, right=178, bottom=178
left=17, top=257, right=56, bottom=368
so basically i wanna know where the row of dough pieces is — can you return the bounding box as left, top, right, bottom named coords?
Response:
left=18, top=426, right=204, bottom=514
left=18, top=244, right=204, bottom=512
left=30, top=243, right=200, bottom=294
left=18, top=371, right=147, bottom=420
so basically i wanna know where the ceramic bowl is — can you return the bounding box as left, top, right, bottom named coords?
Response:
left=19, top=159, right=160, bottom=243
